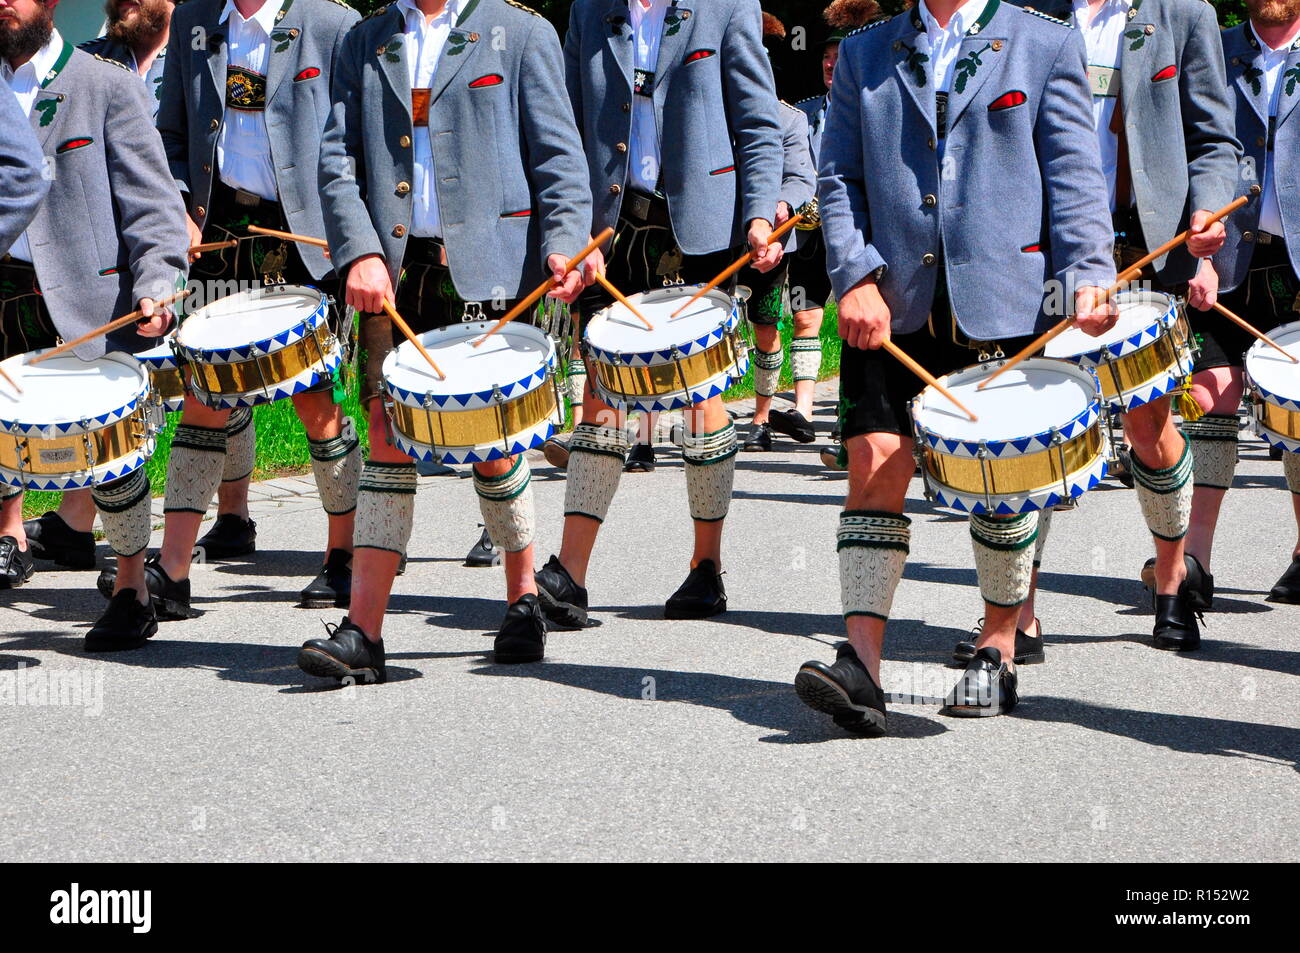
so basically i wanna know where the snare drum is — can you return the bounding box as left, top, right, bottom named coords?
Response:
left=1245, top=320, right=1300, bottom=453
left=137, top=335, right=186, bottom=412
left=382, top=321, right=560, bottom=464
left=175, top=285, right=340, bottom=409
left=910, top=357, right=1107, bottom=514
left=583, top=286, right=748, bottom=412
left=1043, top=290, right=1194, bottom=412
left=0, top=349, right=161, bottom=491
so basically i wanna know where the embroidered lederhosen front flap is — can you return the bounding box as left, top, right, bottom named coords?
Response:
left=412, top=88, right=431, bottom=126
left=226, top=65, right=267, bottom=111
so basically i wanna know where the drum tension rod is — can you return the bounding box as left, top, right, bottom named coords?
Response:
left=492, top=385, right=509, bottom=459
left=977, top=441, right=993, bottom=514
left=1050, top=427, right=1069, bottom=505
left=420, top=390, right=440, bottom=463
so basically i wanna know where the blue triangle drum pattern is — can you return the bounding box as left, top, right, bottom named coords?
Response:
left=0, top=395, right=141, bottom=439
left=178, top=303, right=327, bottom=365
left=0, top=447, right=152, bottom=492
left=929, top=455, right=1109, bottom=515
left=919, top=402, right=1100, bottom=460
left=194, top=353, right=343, bottom=409
left=586, top=311, right=741, bottom=369
left=593, top=359, right=749, bottom=414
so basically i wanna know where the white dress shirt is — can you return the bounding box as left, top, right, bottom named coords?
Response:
left=400, top=0, right=463, bottom=239
left=1250, top=22, right=1300, bottom=238
left=1072, top=0, right=1131, bottom=212
left=917, top=0, right=990, bottom=94
left=1, top=29, right=64, bottom=262
left=216, top=0, right=281, bottom=201
left=628, top=0, right=670, bottom=194
left=128, top=42, right=169, bottom=122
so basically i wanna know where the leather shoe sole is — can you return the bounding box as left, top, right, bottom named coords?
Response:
left=296, top=646, right=385, bottom=683
left=794, top=666, right=887, bottom=736
left=664, top=598, right=726, bottom=620
left=85, top=616, right=158, bottom=653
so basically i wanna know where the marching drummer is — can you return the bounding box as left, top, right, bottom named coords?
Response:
left=103, top=0, right=364, bottom=620
left=0, top=0, right=189, bottom=650
left=795, top=0, right=1116, bottom=730
left=299, top=0, right=595, bottom=681
left=532, top=0, right=784, bottom=628
left=1020, top=0, right=1239, bottom=654
left=1181, top=0, right=1300, bottom=606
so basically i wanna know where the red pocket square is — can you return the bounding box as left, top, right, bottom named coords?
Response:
left=294, top=67, right=321, bottom=81
left=685, top=49, right=716, bottom=63
left=988, top=90, right=1027, bottom=111
left=1152, top=64, right=1177, bottom=82
left=469, top=73, right=504, bottom=88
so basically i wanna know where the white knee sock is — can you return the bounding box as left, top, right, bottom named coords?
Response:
left=164, top=424, right=227, bottom=515
left=309, top=432, right=361, bottom=516
left=753, top=348, right=782, bottom=399
left=92, top=469, right=152, bottom=558
left=222, top=407, right=256, bottom=483
left=1183, top=413, right=1238, bottom=490
left=970, top=511, right=1039, bottom=608
left=838, top=510, right=911, bottom=620
left=790, top=336, right=822, bottom=382
left=353, top=461, right=416, bottom=555
left=1131, top=435, right=1194, bottom=542
left=564, top=422, right=627, bottom=522
left=684, top=422, right=737, bottom=521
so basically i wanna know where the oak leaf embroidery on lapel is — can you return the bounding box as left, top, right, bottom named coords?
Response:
left=900, top=41, right=928, bottom=87
left=1243, top=65, right=1263, bottom=96
left=1124, top=28, right=1146, bottom=51
left=663, top=10, right=687, bottom=37
left=1286, top=64, right=1300, bottom=96
left=382, top=39, right=402, bottom=63
left=271, top=29, right=298, bottom=54
left=446, top=32, right=471, bottom=56
left=953, top=43, right=991, bottom=94
left=33, top=97, right=58, bottom=127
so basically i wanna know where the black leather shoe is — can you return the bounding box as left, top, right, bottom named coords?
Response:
left=297, top=618, right=386, bottom=683
left=534, top=554, right=593, bottom=629
left=942, top=646, right=1018, bottom=717
left=953, top=618, right=1045, bottom=666
left=494, top=593, right=547, bottom=664
left=0, top=536, right=35, bottom=589
left=624, top=443, right=655, bottom=472
left=299, top=548, right=352, bottom=608
left=795, top=641, right=887, bottom=735
left=1152, top=591, right=1202, bottom=651
left=194, top=513, right=256, bottom=560
left=820, top=445, right=845, bottom=470
left=1268, top=555, right=1300, bottom=604
left=1141, top=553, right=1213, bottom=610
left=85, top=590, right=158, bottom=652
left=542, top=437, right=570, bottom=470
left=24, top=512, right=96, bottom=570
left=742, top=422, right=773, bottom=452
left=664, top=559, right=727, bottom=619
left=465, top=527, right=499, bottom=567
left=769, top=408, right=816, bottom=443
left=98, top=554, right=196, bottom=620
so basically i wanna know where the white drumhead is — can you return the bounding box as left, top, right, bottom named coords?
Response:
left=586, top=287, right=734, bottom=355
left=137, top=336, right=178, bottom=365
left=384, top=321, right=554, bottom=401
left=1246, top=321, right=1300, bottom=398
left=0, top=351, right=147, bottom=424
left=1045, top=290, right=1175, bottom=358
left=178, top=286, right=322, bottom=351
left=914, top=358, right=1096, bottom=442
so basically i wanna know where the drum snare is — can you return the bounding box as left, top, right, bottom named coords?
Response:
left=1245, top=319, right=1300, bottom=452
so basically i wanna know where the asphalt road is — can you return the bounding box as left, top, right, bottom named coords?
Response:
left=2, top=384, right=1297, bottom=862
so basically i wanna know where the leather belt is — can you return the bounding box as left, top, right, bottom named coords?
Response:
left=622, top=188, right=671, bottom=228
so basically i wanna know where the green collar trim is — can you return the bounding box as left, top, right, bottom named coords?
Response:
left=40, top=39, right=74, bottom=89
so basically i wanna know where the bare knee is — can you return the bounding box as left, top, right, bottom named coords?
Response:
left=1123, top=397, right=1173, bottom=448
left=846, top=433, right=913, bottom=512
left=180, top=396, right=230, bottom=429
left=292, top=389, right=342, bottom=439
left=364, top=399, right=409, bottom=465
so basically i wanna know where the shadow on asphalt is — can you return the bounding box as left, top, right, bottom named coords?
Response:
left=1022, top=697, right=1300, bottom=772
left=470, top=661, right=949, bottom=743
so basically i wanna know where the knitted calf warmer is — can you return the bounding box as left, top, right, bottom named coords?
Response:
left=563, top=422, right=628, bottom=522
left=970, top=511, right=1039, bottom=608
left=565, top=358, right=587, bottom=406
left=164, top=424, right=227, bottom=514
left=309, top=432, right=362, bottom=516
left=1284, top=451, right=1300, bottom=494
left=474, top=456, right=535, bottom=553
left=92, top=469, right=152, bottom=558
left=790, top=336, right=822, bottom=382
left=752, top=348, right=783, bottom=399
left=353, top=460, right=416, bottom=554
left=684, top=422, right=738, bottom=522
left=222, top=406, right=256, bottom=483
left=1182, top=413, right=1238, bottom=491
left=838, top=510, right=911, bottom=620
left=1033, top=507, right=1053, bottom=569
left=1131, top=434, right=1194, bottom=542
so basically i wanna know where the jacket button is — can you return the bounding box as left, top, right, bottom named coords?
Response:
left=621, top=102, right=631, bottom=113
left=923, top=194, right=937, bottom=207
left=609, top=184, right=621, bottom=195
left=1249, top=183, right=1262, bottom=196
left=209, top=118, right=219, bottom=132
left=202, top=163, right=211, bottom=174
left=1242, top=231, right=1254, bottom=243
left=196, top=206, right=206, bottom=218
left=393, top=224, right=407, bottom=238
left=927, top=137, right=936, bottom=150
left=616, top=141, right=628, bottom=153
left=922, top=253, right=936, bottom=266
left=1257, top=135, right=1266, bottom=147
left=396, top=181, right=411, bottom=195
left=400, top=135, right=412, bottom=148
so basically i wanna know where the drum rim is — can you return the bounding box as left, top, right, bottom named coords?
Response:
left=382, top=320, right=557, bottom=410
left=1044, top=289, right=1180, bottom=363
left=0, top=349, right=150, bottom=434
left=911, top=356, right=1102, bottom=459
left=927, top=451, right=1109, bottom=515
left=1245, top=319, right=1300, bottom=410
left=584, top=286, right=740, bottom=368
left=136, top=334, right=180, bottom=368
left=190, top=349, right=343, bottom=409
left=175, top=284, right=328, bottom=362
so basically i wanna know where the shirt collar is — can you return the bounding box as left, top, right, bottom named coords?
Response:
left=1250, top=20, right=1300, bottom=55
left=1072, top=0, right=1133, bottom=17
left=398, top=0, right=464, bottom=29
left=918, top=0, right=990, bottom=39
left=219, top=0, right=283, bottom=34
left=3, top=27, right=64, bottom=84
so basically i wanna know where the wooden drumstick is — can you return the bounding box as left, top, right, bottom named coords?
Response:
left=1214, top=301, right=1298, bottom=363
left=670, top=214, right=804, bottom=318
left=977, top=194, right=1251, bottom=390
left=382, top=299, right=445, bottom=380
left=883, top=339, right=977, bottom=422
left=0, top=363, right=21, bottom=395
left=189, top=239, right=239, bottom=256
left=593, top=271, right=654, bottom=330
left=472, top=227, right=614, bottom=348
left=247, top=224, right=330, bottom=249
left=29, top=289, right=192, bottom=366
